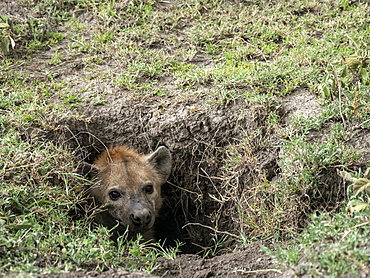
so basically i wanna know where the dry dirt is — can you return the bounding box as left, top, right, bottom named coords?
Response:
left=155, top=243, right=280, bottom=278
left=35, top=243, right=280, bottom=278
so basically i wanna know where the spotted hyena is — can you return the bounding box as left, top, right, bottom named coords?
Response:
left=89, top=145, right=172, bottom=241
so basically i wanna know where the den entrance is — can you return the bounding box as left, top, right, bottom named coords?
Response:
left=52, top=93, right=274, bottom=255
left=53, top=90, right=346, bottom=256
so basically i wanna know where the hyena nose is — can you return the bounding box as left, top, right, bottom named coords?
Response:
left=130, top=210, right=152, bottom=227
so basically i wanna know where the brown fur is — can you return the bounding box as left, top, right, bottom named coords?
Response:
left=90, top=145, right=172, bottom=241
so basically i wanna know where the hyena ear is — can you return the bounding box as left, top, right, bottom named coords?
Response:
left=147, top=146, right=172, bottom=182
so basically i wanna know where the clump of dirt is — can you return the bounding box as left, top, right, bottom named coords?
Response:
left=279, top=89, right=324, bottom=121
left=155, top=242, right=280, bottom=278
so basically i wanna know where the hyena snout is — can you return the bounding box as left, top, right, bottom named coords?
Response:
left=130, top=209, right=152, bottom=227
left=129, top=201, right=152, bottom=227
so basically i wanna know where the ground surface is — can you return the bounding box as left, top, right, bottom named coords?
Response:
left=2, top=0, right=370, bottom=277
left=34, top=243, right=279, bottom=278
left=155, top=243, right=280, bottom=278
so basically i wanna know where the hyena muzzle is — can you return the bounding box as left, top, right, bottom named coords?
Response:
left=89, top=145, right=172, bottom=241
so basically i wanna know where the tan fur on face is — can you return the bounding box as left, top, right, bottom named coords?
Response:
left=90, top=146, right=171, bottom=241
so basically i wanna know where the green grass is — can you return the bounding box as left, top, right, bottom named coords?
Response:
left=264, top=163, right=370, bottom=277
left=1, top=0, right=370, bottom=276
left=265, top=209, right=370, bottom=277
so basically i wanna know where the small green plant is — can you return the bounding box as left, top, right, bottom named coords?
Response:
left=200, top=234, right=230, bottom=258
left=150, top=240, right=184, bottom=260
left=115, top=234, right=183, bottom=272
left=62, top=93, right=83, bottom=108
left=48, top=50, right=63, bottom=65
left=319, top=54, right=370, bottom=122
left=0, top=22, right=15, bottom=55
left=261, top=244, right=300, bottom=268
left=341, top=167, right=370, bottom=214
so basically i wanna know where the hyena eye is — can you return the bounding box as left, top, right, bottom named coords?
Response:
left=108, top=190, right=121, bottom=201
left=144, top=184, right=154, bottom=194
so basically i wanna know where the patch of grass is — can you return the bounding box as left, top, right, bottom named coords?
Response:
left=319, top=53, right=370, bottom=124
left=264, top=156, right=370, bottom=277
left=266, top=210, right=370, bottom=277
left=194, top=234, right=230, bottom=258
left=0, top=22, right=15, bottom=56
left=2, top=0, right=75, bottom=55
left=221, top=122, right=360, bottom=240
left=279, top=127, right=358, bottom=193
left=281, top=114, right=328, bottom=138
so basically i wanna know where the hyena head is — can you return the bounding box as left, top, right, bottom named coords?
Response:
left=90, top=145, right=172, bottom=240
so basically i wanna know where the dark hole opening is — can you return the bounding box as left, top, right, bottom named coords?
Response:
left=49, top=98, right=272, bottom=255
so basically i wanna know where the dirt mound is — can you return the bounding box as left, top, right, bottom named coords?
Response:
left=156, top=242, right=280, bottom=278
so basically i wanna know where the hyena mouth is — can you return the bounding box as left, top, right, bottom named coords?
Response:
left=126, top=223, right=152, bottom=234
left=117, top=220, right=153, bottom=233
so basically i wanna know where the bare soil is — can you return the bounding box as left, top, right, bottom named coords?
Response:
left=155, top=243, right=280, bottom=278
left=34, top=243, right=279, bottom=278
